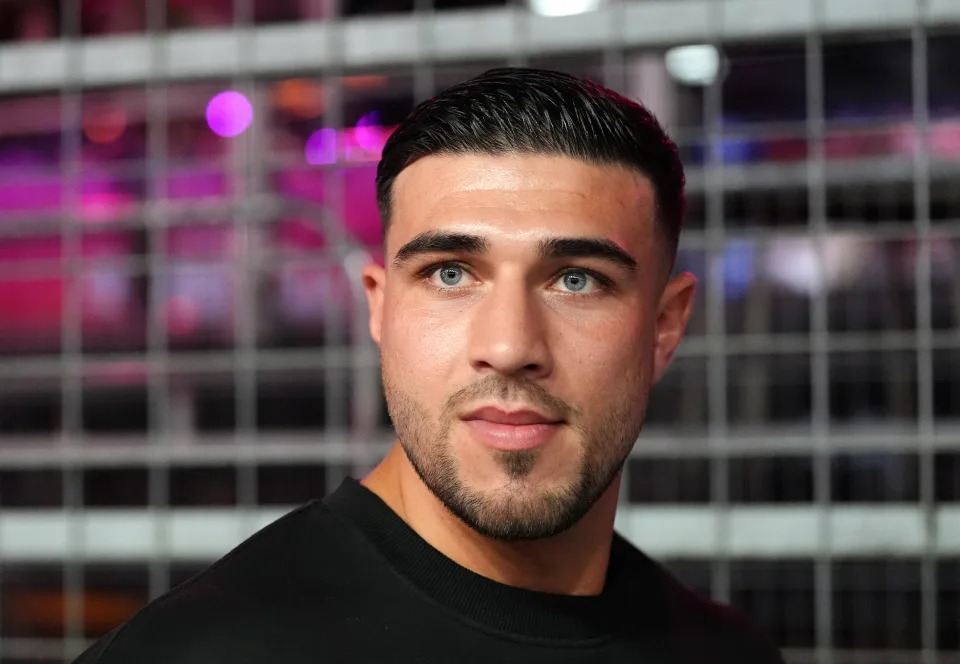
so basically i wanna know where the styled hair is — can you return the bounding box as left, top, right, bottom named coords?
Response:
left=376, top=67, right=686, bottom=256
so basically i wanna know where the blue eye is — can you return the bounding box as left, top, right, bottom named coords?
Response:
left=557, top=270, right=594, bottom=293
left=422, top=262, right=476, bottom=290
left=561, top=272, right=587, bottom=292
left=438, top=265, right=463, bottom=286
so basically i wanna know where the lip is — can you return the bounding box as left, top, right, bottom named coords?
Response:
left=461, top=406, right=563, bottom=452
left=461, top=406, right=561, bottom=426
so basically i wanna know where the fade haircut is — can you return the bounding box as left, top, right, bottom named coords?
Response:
left=376, top=67, right=686, bottom=258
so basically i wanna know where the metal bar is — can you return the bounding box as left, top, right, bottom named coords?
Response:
left=57, top=0, right=85, bottom=657
left=10, top=329, right=960, bottom=382
left=704, top=0, right=730, bottom=607
left=1, top=505, right=955, bottom=563
left=805, top=2, right=832, bottom=662
left=320, top=6, right=350, bottom=496
left=0, top=210, right=933, bottom=248
left=1, top=1, right=958, bottom=93
left=910, top=5, right=938, bottom=661
left=3, top=424, right=960, bottom=467
left=144, top=0, right=173, bottom=604
left=233, top=0, right=262, bottom=542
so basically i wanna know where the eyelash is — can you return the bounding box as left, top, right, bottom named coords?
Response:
left=414, top=261, right=614, bottom=295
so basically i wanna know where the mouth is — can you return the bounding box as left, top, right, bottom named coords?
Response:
left=460, top=406, right=564, bottom=452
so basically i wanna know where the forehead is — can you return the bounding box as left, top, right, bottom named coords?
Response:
left=388, top=153, right=657, bottom=252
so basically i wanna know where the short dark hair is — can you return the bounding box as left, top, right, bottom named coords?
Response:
left=376, top=67, right=686, bottom=256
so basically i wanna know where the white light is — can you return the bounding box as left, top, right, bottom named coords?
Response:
left=763, top=234, right=872, bottom=296
left=528, top=0, right=603, bottom=17
left=665, top=44, right=721, bottom=86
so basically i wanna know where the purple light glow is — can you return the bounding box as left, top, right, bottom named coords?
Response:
left=206, top=91, right=253, bottom=138
left=355, top=111, right=382, bottom=153
left=305, top=128, right=337, bottom=165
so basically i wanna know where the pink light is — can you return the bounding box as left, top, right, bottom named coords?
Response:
left=305, top=128, right=337, bottom=165
left=206, top=91, right=253, bottom=138
left=931, top=121, right=960, bottom=159
left=164, top=295, right=199, bottom=337
left=355, top=111, right=383, bottom=153
left=80, top=192, right=137, bottom=223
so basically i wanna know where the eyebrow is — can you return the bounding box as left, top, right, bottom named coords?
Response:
left=538, top=237, right=638, bottom=273
left=392, top=231, right=489, bottom=267
left=391, top=230, right=638, bottom=273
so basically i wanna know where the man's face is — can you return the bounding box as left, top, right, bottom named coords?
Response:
left=363, top=153, right=695, bottom=541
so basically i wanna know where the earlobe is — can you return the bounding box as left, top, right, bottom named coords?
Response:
left=362, top=264, right=386, bottom=346
left=652, top=272, right=697, bottom=384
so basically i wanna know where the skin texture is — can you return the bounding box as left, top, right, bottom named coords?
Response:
left=362, top=153, right=696, bottom=595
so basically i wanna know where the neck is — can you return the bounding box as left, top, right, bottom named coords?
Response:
left=362, top=442, right=621, bottom=596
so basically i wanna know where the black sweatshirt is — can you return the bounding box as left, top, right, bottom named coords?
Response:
left=74, top=478, right=784, bottom=663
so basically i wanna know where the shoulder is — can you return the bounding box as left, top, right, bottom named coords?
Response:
left=613, top=534, right=785, bottom=664
left=661, top=578, right=785, bottom=664
left=71, top=499, right=354, bottom=664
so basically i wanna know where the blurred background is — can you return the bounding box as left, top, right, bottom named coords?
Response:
left=0, top=0, right=957, bottom=662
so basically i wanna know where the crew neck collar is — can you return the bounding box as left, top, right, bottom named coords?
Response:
left=324, top=477, right=665, bottom=642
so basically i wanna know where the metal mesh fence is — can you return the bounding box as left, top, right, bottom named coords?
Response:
left=0, top=0, right=957, bottom=662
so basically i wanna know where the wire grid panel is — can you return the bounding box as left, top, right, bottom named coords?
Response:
left=0, top=1, right=957, bottom=663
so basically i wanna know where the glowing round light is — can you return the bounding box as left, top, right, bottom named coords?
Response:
left=355, top=111, right=383, bottom=153
left=305, top=128, right=337, bottom=165
left=665, top=45, right=721, bottom=87
left=528, top=0, right=602, bottom=17
left=272, top=79, right=325, bottom=119
left=206, top=91, right=253, bottom=138
left=83, top=107, right=128, bottom=144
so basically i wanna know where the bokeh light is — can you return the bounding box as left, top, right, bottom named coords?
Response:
left=355, top=111, right=384, bottom=154
left=665, top=44, right=722, bottom=86
left=205, top=90, right=253, bottom=138
left=83, top=107, right=128, bottom=144
left=528, top=0, right=602, bottom=17
left=342, top=74, right=387, bottom=91
left=272, top=79, right=325, bottom=119
left=305, top=128, right=337, bottom=165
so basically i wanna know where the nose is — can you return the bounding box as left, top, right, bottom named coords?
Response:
left=467, top=278, right=553, bottom=380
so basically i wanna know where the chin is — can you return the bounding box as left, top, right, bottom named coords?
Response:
left=462, top=455, right=577, bottom=493
left=451, top=486, right=592, bottom=542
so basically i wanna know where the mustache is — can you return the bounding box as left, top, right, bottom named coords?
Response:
left=443, top=375, right=578, bottom=421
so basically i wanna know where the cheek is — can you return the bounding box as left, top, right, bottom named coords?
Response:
left=381, top=296, right=470, bottom=392
left=560, top=307, right=654, bottom=386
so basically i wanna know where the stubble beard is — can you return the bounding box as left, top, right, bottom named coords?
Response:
left=382, top=370, right=646, bottom=542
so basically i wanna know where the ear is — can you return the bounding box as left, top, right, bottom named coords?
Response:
left=652, top=271, right=697, bottom=384
left=362, top=263, right=386, bottom=346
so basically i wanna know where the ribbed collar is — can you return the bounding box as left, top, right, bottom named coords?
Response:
left=324, top=478, right=665, bottom=642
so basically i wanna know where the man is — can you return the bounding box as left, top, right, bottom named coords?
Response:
left=74, top=68, right=784, bottom=663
